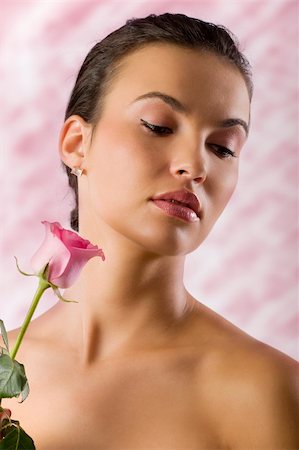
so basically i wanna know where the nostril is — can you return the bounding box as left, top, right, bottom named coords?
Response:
left=194, top=174, right=206, bottom=183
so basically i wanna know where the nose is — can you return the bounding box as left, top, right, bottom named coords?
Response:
left=170, top=141, right=208, bottom=184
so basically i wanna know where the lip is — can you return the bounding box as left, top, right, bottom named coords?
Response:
left=151, top=199, right=199, bottom=223
left=151, top=189, right=201, bottom=218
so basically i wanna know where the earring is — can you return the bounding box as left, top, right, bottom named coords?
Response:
left=71, top=167, right=83, bottom=177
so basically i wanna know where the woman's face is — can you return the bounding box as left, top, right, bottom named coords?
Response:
left=81, top=44, right=250, bottom=256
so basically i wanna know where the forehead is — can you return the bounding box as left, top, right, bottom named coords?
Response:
left=103, top=43, right=250, bottom=122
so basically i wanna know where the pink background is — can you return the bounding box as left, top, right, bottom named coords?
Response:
left=1, top=1, right=298, bottom=360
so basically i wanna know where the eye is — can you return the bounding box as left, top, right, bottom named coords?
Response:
left=209, top=144, right=237, bottom=159
left=140, top=118, right=173, bottom=136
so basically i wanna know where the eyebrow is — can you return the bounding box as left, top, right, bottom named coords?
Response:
left=219, top=118, right=249, bottom=137
left=132, top=91, right=188, bottom=114
left=132, top=91, right=249, bottom=136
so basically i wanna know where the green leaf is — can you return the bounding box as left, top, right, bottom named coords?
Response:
left=0, top=354, right=29, bottom=402
left=0, top=419, right=35, bottom=449
left=0, top=322, right=9, bottom=354
left=17, top=382, right=29, bottom=405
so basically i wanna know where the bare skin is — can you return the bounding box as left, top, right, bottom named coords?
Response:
left=1, top=299, right=298, bottom=450
left=1, top=45, right=298, bottom=449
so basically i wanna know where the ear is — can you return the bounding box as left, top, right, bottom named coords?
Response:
left=59, top=115, right=92, bottom=171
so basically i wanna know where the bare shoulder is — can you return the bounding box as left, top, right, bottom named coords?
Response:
left=189, top=302, right=299, bottom=449
left=223, top=339, right=299, bottom=448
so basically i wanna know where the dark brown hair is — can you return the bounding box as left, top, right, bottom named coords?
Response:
left=61, top=12, right=253, bottom=232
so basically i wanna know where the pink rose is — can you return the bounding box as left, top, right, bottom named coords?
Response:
left=30, top=221, right=105, bottom=288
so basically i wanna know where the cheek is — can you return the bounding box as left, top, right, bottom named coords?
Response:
left=86, top=132, right=153, bottom=213
left=222, top=169, right=239, bottom=201
left=210, top=165, right=239, bottom=215
left=91, top=123, right=164, bottom=187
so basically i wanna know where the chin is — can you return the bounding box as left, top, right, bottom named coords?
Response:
left=132, top=226, right=210, bottom=257
left=101, top=208, right=214, bottom=257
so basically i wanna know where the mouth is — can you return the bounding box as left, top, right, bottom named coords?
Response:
left=151, top=189, right=201, bottom=219
left=150, top=198, right=200, bottom=223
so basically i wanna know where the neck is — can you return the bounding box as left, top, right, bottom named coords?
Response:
left=53, top=228, right=194, bottom=368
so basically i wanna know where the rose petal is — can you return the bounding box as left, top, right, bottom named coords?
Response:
left=30, top=221, right=71, bottom=279
left=30, top=221, right=105, bottom=289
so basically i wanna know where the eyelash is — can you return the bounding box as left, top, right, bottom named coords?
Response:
left=140, top=119, right=237, bottom=159
left=140, top=118, right=173, bottom=135
left=209, top=144, right=237, bottom=159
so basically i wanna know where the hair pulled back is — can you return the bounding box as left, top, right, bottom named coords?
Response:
left=61, top=12, right=253, bottom=232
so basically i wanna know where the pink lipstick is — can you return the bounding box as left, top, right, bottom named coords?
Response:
left=152, top=199, right=199, bottom=222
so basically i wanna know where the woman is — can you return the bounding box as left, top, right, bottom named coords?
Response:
left=1, top=13, right=298, bottom=450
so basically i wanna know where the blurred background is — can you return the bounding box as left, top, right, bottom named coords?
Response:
left=1, top=1, right=298, bottom=360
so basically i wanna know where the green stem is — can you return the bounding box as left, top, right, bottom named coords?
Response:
left=10, top=278, right=50, bottom=360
